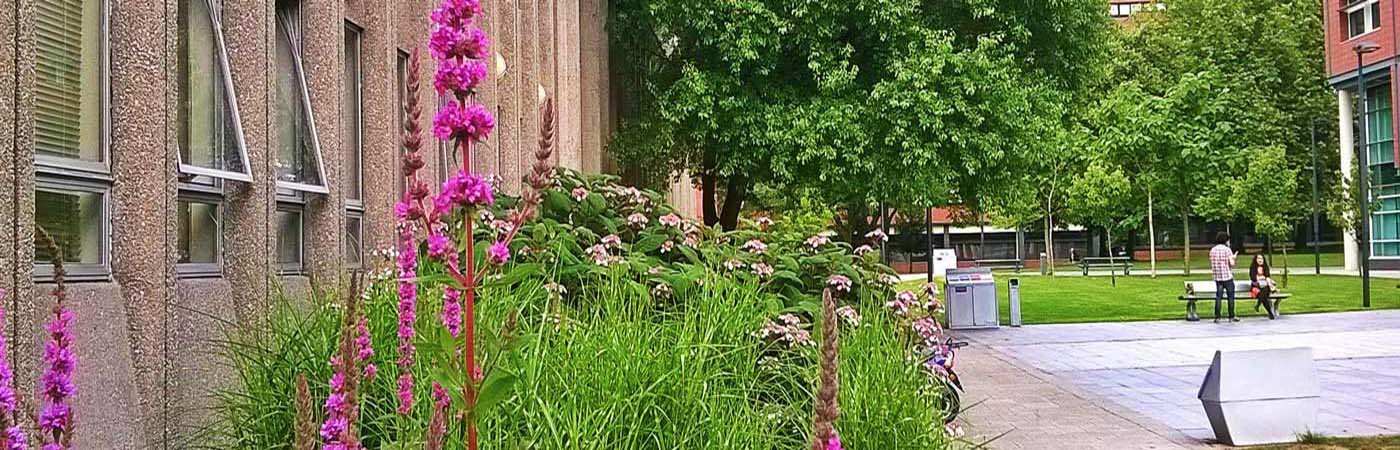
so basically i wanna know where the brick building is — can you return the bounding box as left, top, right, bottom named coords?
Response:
left=1324, top=0, right=1400, bottom=270
left=0, top=0, right=621, bottom=446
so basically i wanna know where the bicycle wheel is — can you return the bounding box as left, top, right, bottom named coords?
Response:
left=939, top=380, right=962, bottom=424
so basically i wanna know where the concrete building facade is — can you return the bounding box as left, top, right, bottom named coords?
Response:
left=1324, top=0, right=1400, bottom=271
left=1, top=0, right=613, bottom=446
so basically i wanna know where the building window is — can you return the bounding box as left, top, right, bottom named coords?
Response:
left=34, top=181, right=109, bottom=279
left=345, top=214, right=364, bottom=268
left=344, top=23, right=364, bottom=204
left=1347, top=0, right=1382, bottom=39
left=1366, top=81, right=1400, bottom=257
left=176, top=197, right=222, bottom=275
left=275, top=0, right=328, bottom=193
left=178, top=0, right=251, bottom=182
left=275, top=205, right=304, bottom=273
left=1109, top=2, right=1154, bottom=18
left=396, top=50, right=409, bottom=198
left=33, top=0, right=110, bottom=280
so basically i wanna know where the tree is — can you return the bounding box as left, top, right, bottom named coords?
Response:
left=1232, top=145, right=1303, bottom=284
left=607, top=0, right=1112, bottom=230
left=1112, top=0, right=1338, bottom=272
left=1067, top=159, right=1139, bottom=284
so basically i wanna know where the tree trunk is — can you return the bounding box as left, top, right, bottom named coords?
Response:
left=718, top=175, right=748, bottom=230
left=1182, top=201, right=1192, bottom=277
left=1148, top=188, right=1158, bottom=278
left=1108, top=227, right=1117, bottom=287
left=1045, top=195, right=1057, bottom=276
left=701, top=172, right=718, bottom=227
left=1282, top=245, right=1290, bottom=288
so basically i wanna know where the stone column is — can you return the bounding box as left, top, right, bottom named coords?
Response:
left=109, top=0, right=176, bottom=446
left=1340, top=88, right=1359, bottom=272
left=303, top=0, right=347, bottom=288
left=555, top=0, right=581, bottom=171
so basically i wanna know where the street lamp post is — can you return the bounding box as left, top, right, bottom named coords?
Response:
left=1355, top=41, right=1380, bottom=308
left=1311, top=119, right=1321, bottom=275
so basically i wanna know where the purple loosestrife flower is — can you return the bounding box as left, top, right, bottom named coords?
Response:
left=38, top=306, right=76, bottom=445
left=427, top=233, right=453, bottom=259
left=433, top=59, right=488, bottom=97
left=428, top=26, right=490, bottom=62
left=355, top=318, right=376, bottom=380
left=442, top=288, right=463, bottom=338
left=5, top=426, right=25, bottom=450
left=432, top=100, right=496, bottom=144
left=394, top=214, right=419, bottom=415
left=431, top=0, right=481, bottom=27
left=825, top=435, right=843, bottom=450
left=487, top=241, right=510, bottom=265
left=0, top=291, right=23, bottom=450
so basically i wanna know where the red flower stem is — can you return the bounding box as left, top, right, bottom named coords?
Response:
left=458, top=95, right=479, bottom=450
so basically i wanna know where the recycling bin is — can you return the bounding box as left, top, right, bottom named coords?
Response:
left=946, top=268, right=998, bottom=329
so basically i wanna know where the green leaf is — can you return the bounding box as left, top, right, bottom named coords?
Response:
left=474, top=370, right=519, bottom=415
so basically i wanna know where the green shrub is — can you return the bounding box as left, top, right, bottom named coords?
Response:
left=199, top=170, right=947, bottom=448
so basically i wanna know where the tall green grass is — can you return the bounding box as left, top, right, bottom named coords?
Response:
left=202, top=271, right=948, bottom=448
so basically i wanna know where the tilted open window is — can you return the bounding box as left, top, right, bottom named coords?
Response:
left=177, top=0, right=252, bottom=182
left=274, top=0, right=329, bottom=194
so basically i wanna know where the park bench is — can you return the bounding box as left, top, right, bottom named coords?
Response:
left=1078, top=256, right=1132, bottom=276
left=975, top=258, right=1024, bottom=273
left=1178, top=281, right=1292, bottom=321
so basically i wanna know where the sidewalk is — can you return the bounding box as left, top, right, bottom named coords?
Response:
left=955, top=344, right=1199, bottom=449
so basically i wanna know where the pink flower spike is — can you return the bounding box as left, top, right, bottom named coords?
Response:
left=487, top=241, right=510, bottom=265
left=826, top=435, right=843, bottom=450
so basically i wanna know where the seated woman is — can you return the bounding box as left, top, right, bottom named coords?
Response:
left=1250, top=254, right=1279, bottom=320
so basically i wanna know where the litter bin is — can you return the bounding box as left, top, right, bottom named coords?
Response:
left=946, top=268, right=998, bottom=329
left=1008, top=278, right=1021, bottom=327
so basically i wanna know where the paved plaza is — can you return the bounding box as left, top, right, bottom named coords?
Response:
left=954, top=310, right=1400, bottom=449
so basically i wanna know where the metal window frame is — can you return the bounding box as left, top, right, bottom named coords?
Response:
left=344, top=21, right=365, bottom=208
left=33, top=176, right=112, bottom=281
left=34, top=0, right=112, bottom=176
left=176, top=0, right=254, bottom=183
left=345, top=211, right=364, bottom=269
left=1346, top=0, right=1381, bottom=39
left=174, top=192, right=225, bottom=277
left=275, top=202, right=306, bottom=274
left=33, top=0, right=112, bottom=282
left=274, top=2, right=330, bottom=195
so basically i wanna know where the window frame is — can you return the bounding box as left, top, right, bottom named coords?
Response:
left=275, top=201, right=306, bottom=274
left=33, top=177, right=112, bottom=281
left=33, top=0, right=112, bottom=177
left=345, top=212, right=364, bottom=269
left=274, top=1, right=330, bottom=195
left=175, top=192, right=225, bottom=277
left=344, top=21, right=365, bottom=209
left=1346, top=0, right=1382, bottom=40
left=176, top=0, right=254, bottom=183
left=33, top=0, right=113, bottom=281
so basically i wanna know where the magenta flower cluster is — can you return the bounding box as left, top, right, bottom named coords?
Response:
left=433, top=100, right=496, bottom=143
left=434, top=171, right=496, bottom=217
left=393, top=213, right=419, bottom=414
left=442, top=288, right=463, bottom=338
left=0, top=291, right=25, bottom=450
left=433, top=59, right=488, bottom=98
left=38, top=306, right=76, bottom=447
left=320, top=317, right=376, bottom=450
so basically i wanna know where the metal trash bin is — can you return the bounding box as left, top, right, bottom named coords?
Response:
left=946, top=268, right=998, bottom=329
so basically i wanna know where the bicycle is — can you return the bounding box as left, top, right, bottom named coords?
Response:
left=922, top=335, right=968, bottom=424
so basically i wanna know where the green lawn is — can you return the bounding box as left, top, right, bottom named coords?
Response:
left=900, top=273, right=1400, bottom=325
left=1028, top=252, right=1345, bottom=275
left=1258, top=433, right=1400, bottom=450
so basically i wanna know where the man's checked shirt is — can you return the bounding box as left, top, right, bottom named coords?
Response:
left=1210, top=244, right=1235, bottom=281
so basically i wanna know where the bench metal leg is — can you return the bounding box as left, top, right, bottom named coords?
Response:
left=1186, top=301, right=1199, bottom=322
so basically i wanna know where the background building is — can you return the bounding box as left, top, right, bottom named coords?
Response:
left=0, top=0, right=616, bottom=446
left=1324, top=0, right=1400, bottom=270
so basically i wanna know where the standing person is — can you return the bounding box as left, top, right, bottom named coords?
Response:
left=1209, top=232, right=1240, bottom=323
left=1250, top=254, right=1279, bottom=320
